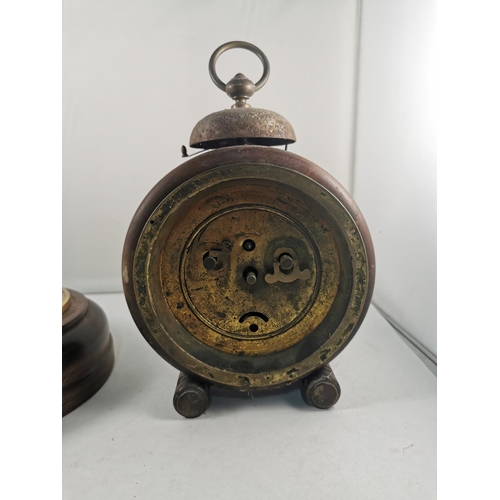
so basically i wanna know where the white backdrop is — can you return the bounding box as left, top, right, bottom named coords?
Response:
left=63, top=0, right=436, bottom=358
left=353, top=0, right=436, bottom=357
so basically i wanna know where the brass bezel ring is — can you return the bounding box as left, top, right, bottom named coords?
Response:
left=62, top=287, right=71, bottom=314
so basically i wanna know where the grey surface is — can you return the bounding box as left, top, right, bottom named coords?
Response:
left=352, top=0, right=437, bottom=356
left=374, top=303, right=437, bottom=376
left=63, top=293, right=436, bottom=500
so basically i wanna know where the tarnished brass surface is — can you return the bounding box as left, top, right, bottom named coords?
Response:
left=189, top=108, right=296, bottom=149
left=163, top=187, right=339, bottom=356
left=124, top=147, right=374, bottom=390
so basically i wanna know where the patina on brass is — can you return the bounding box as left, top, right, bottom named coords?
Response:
left=162, top=179, right=338, bottom=355
left=122, top=42, right=375, bottom=409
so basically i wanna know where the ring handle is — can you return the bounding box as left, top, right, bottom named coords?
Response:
left=209, top=41, right=270, bottom=92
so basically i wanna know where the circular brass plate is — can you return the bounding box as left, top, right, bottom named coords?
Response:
left=123, top=146, right=375, bottom=390
left=179, top=204, right=323, bottom=344
left=166, top=186, right=340, bottom=356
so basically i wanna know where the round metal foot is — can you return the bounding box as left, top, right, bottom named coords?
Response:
left=173, top=372, right=211, bottom=418
left=301, top=364, right=341, bottom=409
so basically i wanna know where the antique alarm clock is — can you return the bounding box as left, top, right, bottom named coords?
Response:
left=123, top=41, right=375, bottom=418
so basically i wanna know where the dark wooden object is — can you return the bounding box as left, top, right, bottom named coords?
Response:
left=62, top=289, right=114, bottom=416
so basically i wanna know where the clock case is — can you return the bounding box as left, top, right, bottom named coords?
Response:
left=122, top=42, right=375, bottom=417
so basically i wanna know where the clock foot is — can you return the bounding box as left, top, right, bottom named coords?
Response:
left=173, top=372, right=211, bottom=418
left=301, top=364, right=341, bottom=409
